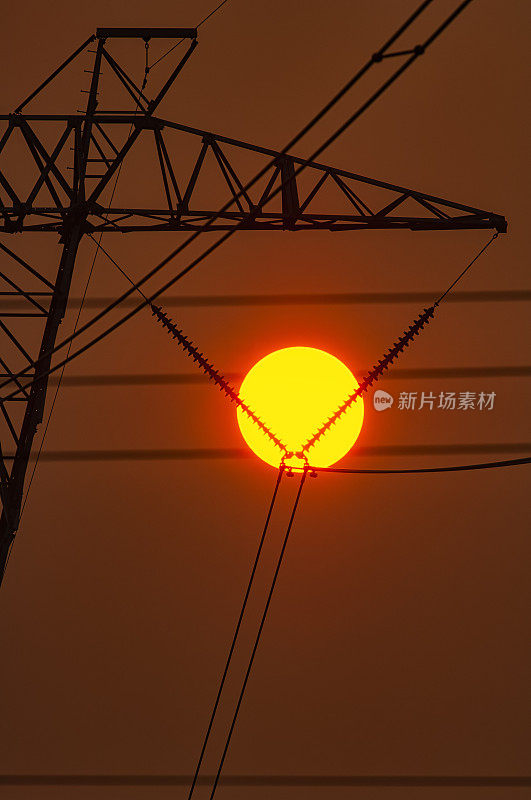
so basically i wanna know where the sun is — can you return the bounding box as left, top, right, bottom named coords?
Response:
left=237, top=346, right=364, bottom=469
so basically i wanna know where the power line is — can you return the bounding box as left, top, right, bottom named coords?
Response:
left=146, top=243, right=507, bottom=458
left=1, top=10, right=522, bottom=781
left=0, top=1, right=496, bottom=597
left=6, top=221, right=500, bottom=464
left=3, top=288, right=529, bottom=310
left=6, top=443, right=528, bottom=462
left=1, top=0, right=462, bottom=400
left=4, top=52, right=154, bottom=577
left=35, top=365, right=531, bottom=387
left=187, top=467, right=284, bottom=799
left=0, top=774, right=529, bottom=787
left=299, top=231, right=501, bottom=456
left=435, top=232, right=499, bottom=304
left=208, top=469, right=307, bottom=799
left=312, top=456, right=531, bottom=475
left=149, top=0, right=232, bottom=69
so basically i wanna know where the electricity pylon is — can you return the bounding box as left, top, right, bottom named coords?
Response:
left=0, top=28, right=506, bottom=584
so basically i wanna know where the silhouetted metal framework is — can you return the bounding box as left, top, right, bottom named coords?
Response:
left=0, top=116, right=506, bottom=233
left=0, top=27, right=507, bottom=583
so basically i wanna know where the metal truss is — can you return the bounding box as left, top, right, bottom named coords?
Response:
left=0, top=27, right=507, bottom=584
left=0, top=113, right=506, bottom=234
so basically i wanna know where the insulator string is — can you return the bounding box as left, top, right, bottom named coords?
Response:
left=150, top=304, right=289, bottom=456
left=299, top=305, right=436, bottom=454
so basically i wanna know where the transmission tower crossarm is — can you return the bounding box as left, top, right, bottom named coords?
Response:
left=0, top=112, right=507, bottom=233
left=0, top=7, right=509, bottom=588
left=95, top=28, right=198, bottom=40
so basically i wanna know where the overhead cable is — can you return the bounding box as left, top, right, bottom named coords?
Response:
left=1, top=0, right=467, bottom=400
left=207, top=469, right=307, bottom=799
left=311, top=456, right=531, bottom=475
left=300, top=232, right=500, bottom=456
left=187, top=467, right=284, bottom=799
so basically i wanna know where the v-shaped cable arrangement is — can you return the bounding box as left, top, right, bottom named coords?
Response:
left=150, top=233, right=499, bottom=466
left=151, top=301, right=435, bottom=464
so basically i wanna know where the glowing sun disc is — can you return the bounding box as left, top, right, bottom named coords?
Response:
left=237, top=346, right=364, bottom=468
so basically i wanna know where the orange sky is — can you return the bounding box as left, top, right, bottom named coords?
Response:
left=0, top=2, right=529, bottom=798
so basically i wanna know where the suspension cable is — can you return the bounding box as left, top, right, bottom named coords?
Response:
left=208, top=468, right=307, bottom=800
left=308, top=456, right=531, bottom=475
left=79, top=209, right=499, bottom=462
left=150, top=0, right=232, bottom=70
left=187, top=466, right=284, bottom=800
left=299, top=231, right=500, bottom=456
left=435, top=231, right=499, bottom=306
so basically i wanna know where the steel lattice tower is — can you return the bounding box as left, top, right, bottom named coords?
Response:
left=0, top=27, right=506, bottom=583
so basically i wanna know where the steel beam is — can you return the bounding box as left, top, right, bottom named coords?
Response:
left=0, top=115, right=507, bottom=233
left=96, top=28, right=197, bottom=39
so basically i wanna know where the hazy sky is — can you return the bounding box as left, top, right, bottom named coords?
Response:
left=1, top=1, right=529, bottom=798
